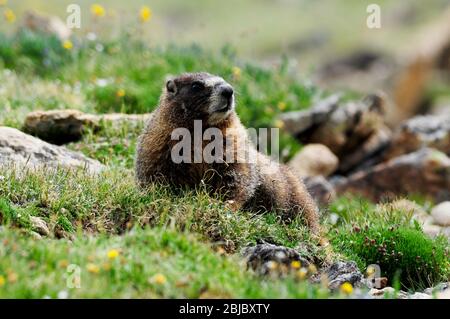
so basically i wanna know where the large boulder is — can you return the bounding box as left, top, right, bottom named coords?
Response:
left=23, top=109, right=151, bottom=144
left=335, top=148, right=450, bottom=203
left=289, top=144, right=338, bottom=177
left=0, top=127, right=104, bottom=173
left=304, top=175, right=336, bottom=207
left=384, top=114, right=450, bottom=160
left=279, top=94, right=389, bottom=173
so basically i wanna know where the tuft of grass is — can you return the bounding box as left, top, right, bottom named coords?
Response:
left=0, top=166, right=327, bottom=262
left=328, top=197, right=450, bottom=290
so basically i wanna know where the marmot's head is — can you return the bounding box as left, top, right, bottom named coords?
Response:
left=163, top=72, right=235, bottom=125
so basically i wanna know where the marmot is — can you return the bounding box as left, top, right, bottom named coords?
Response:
left=135, top=72, right=321, bottom=238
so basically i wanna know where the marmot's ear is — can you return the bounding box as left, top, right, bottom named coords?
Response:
left=166, top=79, right=177, bottom=95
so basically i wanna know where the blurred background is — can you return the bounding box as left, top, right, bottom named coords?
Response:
left=3, top=0, right=449, bottom=69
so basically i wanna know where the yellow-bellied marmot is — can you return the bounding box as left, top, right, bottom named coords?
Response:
left=135, top=72, right=321, bottom=237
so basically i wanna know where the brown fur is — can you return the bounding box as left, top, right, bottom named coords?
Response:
left=135, top=73, right=322, bottom=239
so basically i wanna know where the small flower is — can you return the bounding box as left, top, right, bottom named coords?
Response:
left=116, top=89, right=126, bottom=98
left=3, top=8, right=16, bottom=23
left=86, top=263, right=100, bottom=274
left=0, top=0, right=8, bottom=7
left=291, top=260, right=301, bottom=269
left=340, top=282, right=353, bottom=295
left=0, top=275, right=5, bottom=287
left=107, top=249, right=120, bottom=260
left=91, top=4, right=106, bottom=18
left=277, top=101, right=287, bottom=111
left=150, top=273, right=167, bottom=285
left=139, top=6, right=152, bottom=23
left=274, top=119, right=284, bottom=129
left=58, top=260, right=69, bottom=269
left=232, top=66, right=241, bottom=79
left=366, top=265, right=376, bottom=276
left=296, top=268, right=308, bottom=280
left=62, top=40, right=73, bottom=50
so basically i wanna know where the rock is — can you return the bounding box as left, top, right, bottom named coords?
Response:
left=437, top=289, right=450, bottom=299
left=321, top=261, right=363, bottom=290
left=424, top=282, right=449, bottom=295
left=289, top=144, right=338, bottom=177
left=431, top=202, right=450, bottom=226
left=390, top=7, right=450, bottom=124
left=23, top=109, right=151, bottom=144
left=280, top=94, right=388, bottom=173
left=335, top=148, right=450, bottom=203
left=0, top=127, right=104, bottom=173
left=30, top=216, right=50, bottom=236
left=22, top=11, right=72, bottom=40
left=423, top=224, right=443, bottom=238
left=384, top=115, right=450, bottom=160
left=242, top=243, right=309, bottom=276
left=304, top=175, right=336, bottom=206
left=409, top=292, right=432, bottom=299
left=368, top=287, right=409, bottom=299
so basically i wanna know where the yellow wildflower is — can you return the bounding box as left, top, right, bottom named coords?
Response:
left=139, top=6, right=152, bottom=23
left=107, top=249, right=120, bottom=260
left=3, top=8, right=15, bottom=23
left=291, top=260, right=301, bottom=269
left=296, top=267, right=308, bottom=280
left=86, top=263, right=100, bottom=274
left=91, top=4, right=105, bottom=18
left=102, top=262, right=111, bottom=271
left=151, top=273, right=167, bottom=285
left=274, top=119, right=284, bottom=129
left=0, top=275, right=5, bottom=287
left=116, top=89, right=126, bottom=98
left=58, top=260, right=69, bottom=268
left=0, top=0, right=8, bottom=7
left=62, top=40, right=73, bottom=50
left=340, top=282, right=353, bottom=295
left=277, top=101, right=287, bottom=111
left=366, top=265, right=376, bottom=276
left=232, top=66, right=241, bottom=79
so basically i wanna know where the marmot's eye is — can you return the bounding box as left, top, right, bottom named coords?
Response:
left=191, top=81, right=204, bottom=92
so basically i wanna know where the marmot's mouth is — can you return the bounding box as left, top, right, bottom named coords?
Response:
left=215, top=104, right=231, bottom=112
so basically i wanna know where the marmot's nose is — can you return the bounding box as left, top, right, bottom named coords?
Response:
left=220, top=85, right=234, bottom=99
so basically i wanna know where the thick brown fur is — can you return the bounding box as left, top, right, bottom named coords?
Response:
left=135, top=72, right=322, bottom=239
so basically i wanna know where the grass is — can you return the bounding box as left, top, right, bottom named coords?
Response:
left=0, top=29, right=448, bottom=297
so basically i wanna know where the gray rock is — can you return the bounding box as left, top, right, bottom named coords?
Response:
left=321, top=261, right=363, bottom=290
left=280, top=94, right=388, bottom=173
left=336, top=148, right=450, bottom=203
left=431, top=202, right=450, bottom=226
left=384, top=114, right=450, bottom=160
left=24, top=109, right=151, bottom=145
left=242, top=243, right=310, bottom=275
left=30, top=216, right=50, bottom=236
left=424, top=282, right=449, bottom=295
left=0, top=127, right=104, bottom=173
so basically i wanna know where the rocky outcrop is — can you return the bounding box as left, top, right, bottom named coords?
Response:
left=289, top=144, right=338, bottom=177
left=384, top=114, right=450, bottom=160
left=280, top=94, right=389, bottom=173
left=335, top=148, right=450, bottom=203
left=23, top=109, right=151, bottom=144
left=0, top=126, right=104, bottom=173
